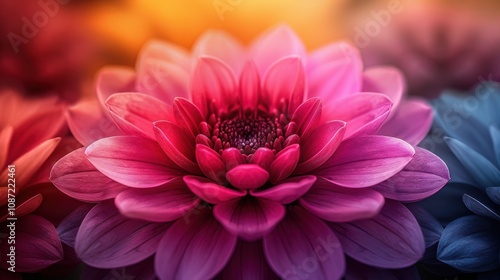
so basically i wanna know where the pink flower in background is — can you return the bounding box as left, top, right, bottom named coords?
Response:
left=51, top=26, right=449, bottom=279
left=0, top=0, right=93, bottom=103
left=0, top=90, right=84, bottom=278
left=358, top=3, right=500, bottom=98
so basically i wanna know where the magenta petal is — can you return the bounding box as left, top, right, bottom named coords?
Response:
left=263, top=56, right=306, bottom=115
left=362, top=67, right=404, bottom=110
left=263, top=207, right=345, bottom=280
left=317, top=135, right=415, bottom=188
left=10, top=215, right=63, bottom=272
left=295, top=121, right=346, bottom=174
left=96, top=66, right=136, bottom=107
left=226, top=164, right=269, bottom=190
left=155, top=208, right=236, bottom=280
left=327, top=93, right=392, bottom=139
left=251, top=25, right=306, bottom=74
left=85, top=136, right=182, bottom=188
left=372, top=147, right=450, bottom=202
left=57, top=204, right=94, bottom=247
left=249, top=148, right=275, bottom=171
left=106, top=92, right=171, bottom=139
left=300, top=178, right=385, bottom=222
left=153, top=121, right=201, bottom=174
left=195, top=144, right=228, bottom=185
left=222, top=241, right=279, bottom=280
left=329, top=200, right=425, bottom=268
left=251, top=175, right=316, bottom=204
left=191, top=57, right=238, bottom=116
left=240, top=61, right=260, bottom=112
left=378, top=99, right=433, bottom=145
left=115, top=179, right=200, bottom=222
left=50, top=148, right=128, bottom=202
left=221, top=148, right=245, bottom=170
left=172, top=98, right=204, bottom=137
left=81, top=256, right=156, bottom=280
left=75, top=201, right=170, bottom=268
left=269, top=144, right=300, bottom=184
left=291, top=97, right=322, bottom=139
left=193, top=30, right=245, bottom=74
left=183, top=175, right=246, bottom=204
left=214, top=197, right=285, bottom=241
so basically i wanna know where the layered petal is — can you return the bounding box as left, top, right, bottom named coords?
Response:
left=195, top=144, right=227, bottom=185
left=362, top=67, right=404, bottom=110
left=269, top=144, right=300, bottom=184
left=251, top=175, right=316, bottom=204
left=96, top=66, right=136, bottom=107
left=183, top=176, right=246, bottom=204
left=193, top=30, right=245, bottom=74
left=57, top=204, right=94, bottom=247
left=221, top=241, right=279, bottom=280
left=226, top=164, right=269, bottom=190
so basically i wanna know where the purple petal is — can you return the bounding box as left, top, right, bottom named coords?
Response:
left=57, top=204, right=94, bottom=247
left=345, top=257, right=420, bottom=280
left=362, top=66, right=404, bottom=110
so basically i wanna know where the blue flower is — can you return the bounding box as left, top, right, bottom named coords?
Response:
left=417, top=81, right=500, bottom=278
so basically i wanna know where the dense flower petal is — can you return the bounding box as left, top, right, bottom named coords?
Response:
left=263, top=206, right=345, bottom=280
left=226, top=164, right=269, bottom=190
left=295, top=120, right=346, bottom=174
left=316, top=135, right=414, bottom=188
left=214, top=196, right=285, bottom=241
left=75, top=201, right=170, bottom=268
left=221, top=148, right=246, bottom=170
left=372, top=147, right=449, bottom=202
left=155, top=208, right=236, bottom=280
left=183, top=176, right=246, bottom=204
left=57, top=204, right=94, bottom=247
left=193, top=30, right=245, bottom=74
left=462, top=194, right=500, bottom=222
left=221, top=241, right=279, bottom=280
left=300, top=178, right=385, bottom=222
left=437, top=215, right=500, bottom=272
left=239, top=61, right=261, bottom=112
left=195, top=144, right=228, bottom=185
left=269, top=144, right=300, bottom=184
left=173, top=98, right=204, bottom=137
left=251, top=175, right=316, bottom=204
left=330, top=200, right=425, bottom=268
left=115, top=179, right=200, bottom=222
left=86, top=136, right=182, bottom=188
left=106, top=92, right=172, bottom=139
left=291, top=97, right=322, bottom=139
left=249, top=148, right=275, bottom=171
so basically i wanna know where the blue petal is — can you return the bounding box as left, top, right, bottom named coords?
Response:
left=437, top=215, right=500, bottom=272
left=418, top=183, right=477, bottom=226
left=445, top=137, right=500, bottom=188
left=463, top=194, right=500, bottom=222
left=486, top=187, right=500, bottom=205
left=490, top=125, right=500, bottom=166
left=406, top=204, right=443, bottom=247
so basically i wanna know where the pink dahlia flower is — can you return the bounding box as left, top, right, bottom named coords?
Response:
left=357, top=3, right=500, bottom=98
left=51, top=26, right=449, bottom=279
left=0, top=90, right=84, bottom=279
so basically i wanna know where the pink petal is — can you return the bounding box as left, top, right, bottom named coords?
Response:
left=1, top=138, right=60, bottom=190
left=0, top=126, right=13, bottom=168
left=221, top=148, right=245, bottom=170
left=173, top=98, right=204, bottom=137
left=67, top=99, right=122, bottom=146
left=325, top=93, right=392, bottom=139
left=263, top=56, right=306, bottom=115
left=291, top=97, right=322, bottom=139
left=155, top=207, right=236, bottom=280
left=250, top=25, right=306, bottom=75
left=269, top=144, right=300, bottom=184
left=222, top=241, right=279, bottom=280
left=316, top=135, right=414, bottom=188
left=226, top=164, right=269, bottom=190
left=136, top=40, right=191, bottom=73
left=153, top=121, right=201, bottom=174
left=295, top=121, right=346, bottom=174
left=191, top=57, right=238, bottom=116
left=239, top=61, right=260, bottom=112
left=362, top=67, right=404, bottom=111
left=308, top=53, right=363, bottom=104
left=57, top=204, right=94, bottom=247
left=85, top=136, right=182, bottom=188
left=263, top=206, right=345, bottom=280
left=50, top=148, right=128, bottom=202
left=183, top=175, right=246, bottom=204
left=193, top=30, right=245, bottom=74
left=115, top=179, right=200, bottom=222
left=249, top=148, right=274, bottom=171
left=300, top=178, right=385, bottom=222
left=214, top=196, right=285, bottom=241
left=251, top=175, right=316, bottom=204
left=10, top=215, right=63, bottom=272
left=96, top=66, right=136, bottom=108
left=76, top=201, right=170, bottom=268
left=195, top=144, right=227, bottom=185
left=378, top=99, right=433, bottom=146
left=307, top=41, right=361, bottom=72
left=372, top=147, right=450, bottom=202
left=106, top=92, right=171, bottom=139
left=136, top=59, right=190, bottom=103
left=329, top=200, right=425, bottom=268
